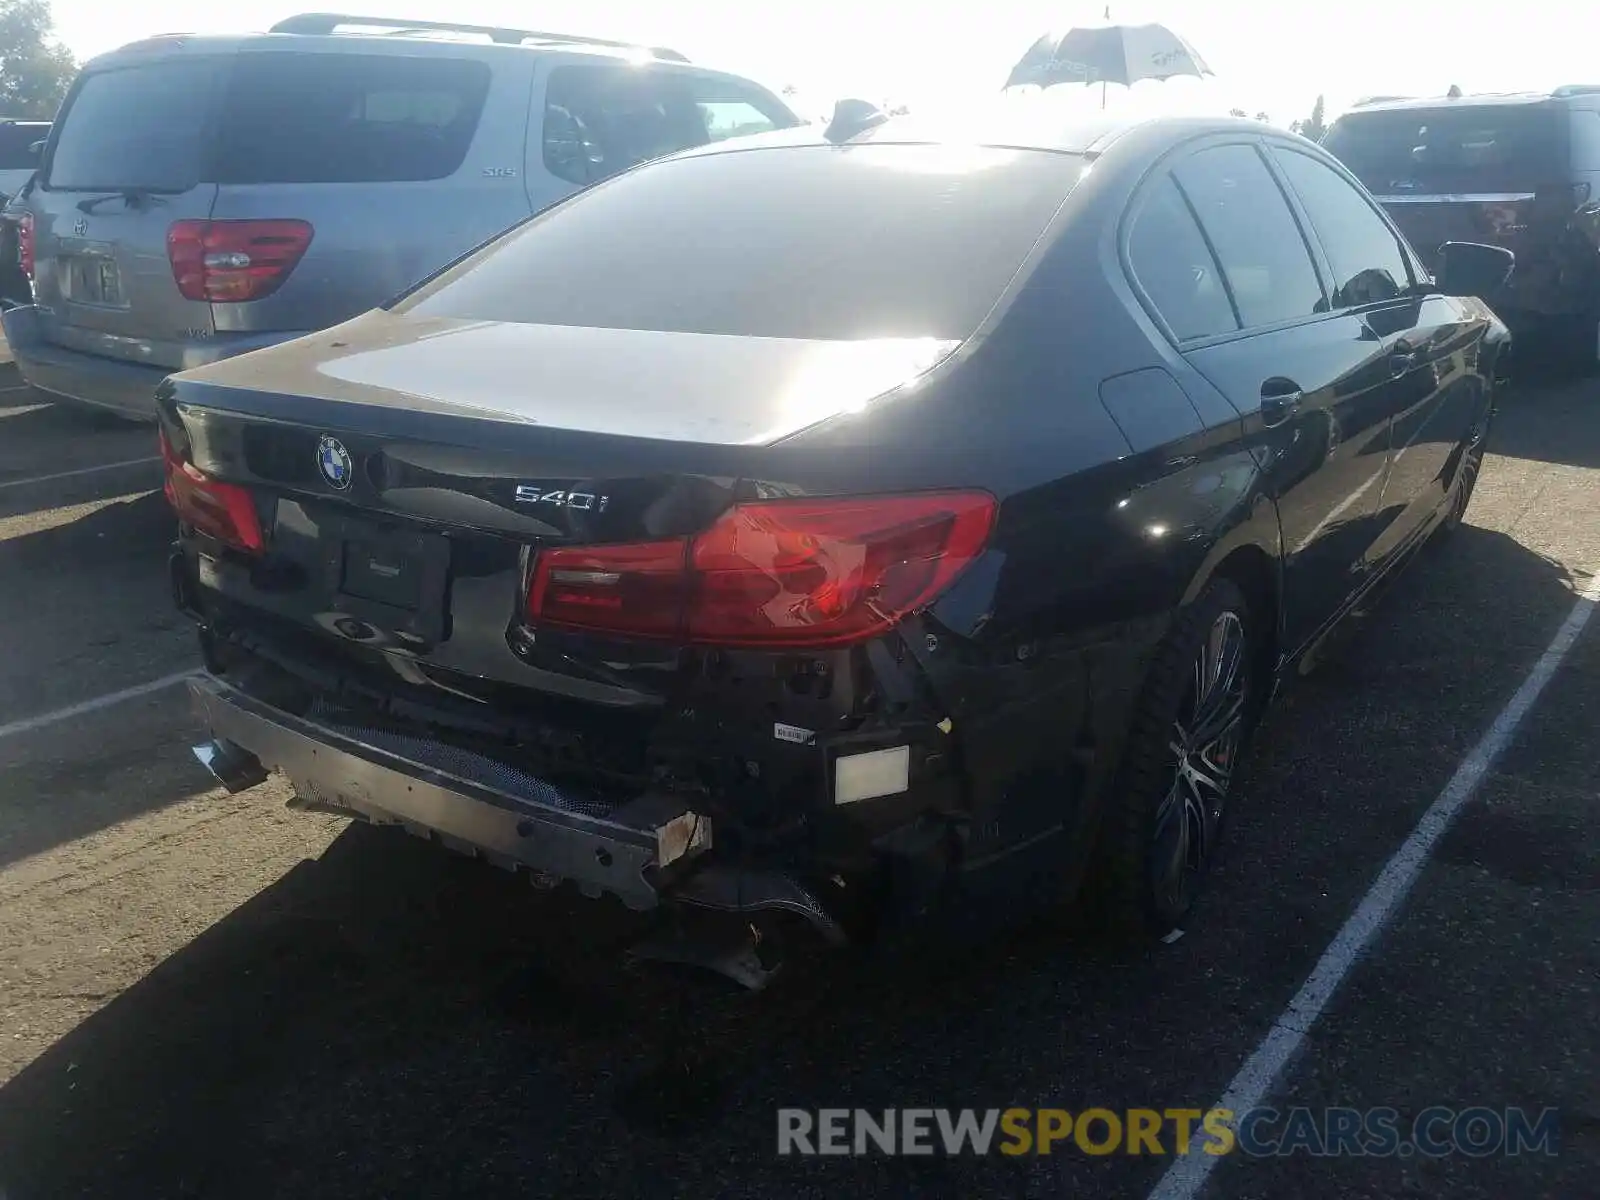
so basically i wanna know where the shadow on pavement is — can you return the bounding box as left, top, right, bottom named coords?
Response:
left=0, top=524, right=1589, bottom=1200
left=1491, top=367, right=1600, bottom=470
left=0, top=491, right=195, bottom=866
left=0, top=488, right=174, bottom=578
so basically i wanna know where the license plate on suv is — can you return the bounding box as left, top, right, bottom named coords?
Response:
left=62, top=254, right=126, bottom=307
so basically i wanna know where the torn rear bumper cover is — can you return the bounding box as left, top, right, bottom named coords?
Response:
left=187, top=674, right=840, bottom=939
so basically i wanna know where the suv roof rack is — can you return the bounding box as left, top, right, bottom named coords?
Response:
left=268, top=12, right=689, bottom=61
left=1351, top=94, right=1413, bottom=107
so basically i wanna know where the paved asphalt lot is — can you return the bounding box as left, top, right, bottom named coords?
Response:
left=0, top=349, right=1596, bottom=1199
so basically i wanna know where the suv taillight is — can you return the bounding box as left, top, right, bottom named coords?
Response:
left=167, top=219, right=313, bottom=302
left=528, top=491, right=996, bottom=648
left=18, top=211, right=33, bottom=279
left=159, top=427, right=265, bottom=554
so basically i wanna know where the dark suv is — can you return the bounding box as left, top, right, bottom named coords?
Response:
left=1323, top=86, right=1600, bottom=369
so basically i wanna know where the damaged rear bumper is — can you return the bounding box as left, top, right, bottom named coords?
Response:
left=187, top=674, right=843, bottom=941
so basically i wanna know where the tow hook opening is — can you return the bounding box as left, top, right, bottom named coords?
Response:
left=192, top=737, right=269, bottom=794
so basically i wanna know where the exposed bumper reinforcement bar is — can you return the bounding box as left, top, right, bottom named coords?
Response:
left=188, top=675, right=707, bottom=914
left=186, top=676, right=846, bottom=952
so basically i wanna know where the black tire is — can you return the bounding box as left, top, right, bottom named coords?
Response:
left=1438, top=421, right=1488, bottom=538
left=1091, top=577, right=1259, bottom=940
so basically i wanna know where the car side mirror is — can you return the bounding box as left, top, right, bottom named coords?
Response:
left=1435, top=240, right=1515, bottom=299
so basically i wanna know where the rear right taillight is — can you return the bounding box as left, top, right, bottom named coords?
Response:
left=159, top=427, right=265, bottom=554
left=167, top=219, right=313, bottom=302
left=18, top=211, right=33, bottom=280
left=527, top=491, right=996, bottom=648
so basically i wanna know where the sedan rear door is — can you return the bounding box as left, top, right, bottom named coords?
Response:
left=1126, top=140, right=1402, bottom=656
left=30, top=55, right=225, bottom=371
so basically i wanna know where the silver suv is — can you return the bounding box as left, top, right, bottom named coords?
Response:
left=4, top=12, right=800, bottom=420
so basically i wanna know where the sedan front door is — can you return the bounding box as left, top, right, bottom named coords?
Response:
left=1266, top=144, right=1488, bottom=566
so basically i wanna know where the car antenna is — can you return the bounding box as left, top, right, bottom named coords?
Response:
left=1447, top=84, right=1462, bottom=98
left=823, top=98, right=889, bottom=144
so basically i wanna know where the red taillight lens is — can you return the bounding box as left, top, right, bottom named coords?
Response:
left=18, top=211, right=33, bottom=280
left=526, top=491, right=996, bottom=648
left=167, top=219, right=313, bottom=302
left=529, top=538, right=689, bottom=640
left=159, top=428, right=265, bottom=554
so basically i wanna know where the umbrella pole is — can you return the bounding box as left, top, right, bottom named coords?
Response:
left=1102, top=2, right=1112, bottom=107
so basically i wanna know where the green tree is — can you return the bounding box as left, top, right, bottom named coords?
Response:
left=1296, top=94, right=1328, bottom=142
left=0, top=0, right=77, bottom=119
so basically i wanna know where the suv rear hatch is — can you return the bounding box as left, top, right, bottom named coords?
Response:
left=31, top=55, right=225, bottom=369
left=29, top=42, right=505, bottom=372
left=1324, top=101, right=1580, bottom=297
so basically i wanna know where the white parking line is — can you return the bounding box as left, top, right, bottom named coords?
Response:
left=0, top=456, right=161, bottom=491
left=0, top=383, right=33, bottom=393
left=0, top=670, right=196, bottom=742
left=1147, top=569, right=1600, bottom=1200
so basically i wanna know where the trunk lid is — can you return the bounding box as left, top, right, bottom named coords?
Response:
left=165, top=310, right=956, bottom=703
left=31, top=55, right=225, bottom=370
left=179, top=308, right=957, bottom=454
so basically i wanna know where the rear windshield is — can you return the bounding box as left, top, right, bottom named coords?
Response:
left=44, top=61, right=220, bottom=191
left=0, top=123, right=46, bottom=170
left=212, top=52, right=491, bottom=184
left=1323, top=104, right=1568, bottom=195
left=398, top=144, right=1083, bottom=341
left=43, top=52, right=490, bottom=191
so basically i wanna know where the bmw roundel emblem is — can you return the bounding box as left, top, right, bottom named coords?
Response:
left=316, top=435, right=353, bottom=491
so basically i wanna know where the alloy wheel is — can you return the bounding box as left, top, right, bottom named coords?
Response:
left=1450, top=429, right=1486, bottom=527
left=1150, top=609, right=1248, bottom=915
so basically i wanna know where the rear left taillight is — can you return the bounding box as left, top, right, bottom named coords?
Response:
left=167, top=219, right=313, bottom=302
left=159, top=427, right=265, bottom=554
left=528, top=491, right=996, bottom=648
left=18, top=211, right=33, bottom=279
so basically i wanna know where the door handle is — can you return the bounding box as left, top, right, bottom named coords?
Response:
left=1389, top=342, right=1420, bottom=377
left=1260, top=379, right=1303, bottom=428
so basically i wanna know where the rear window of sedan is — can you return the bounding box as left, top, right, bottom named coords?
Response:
left=397, top=143, right=1086, bottom=341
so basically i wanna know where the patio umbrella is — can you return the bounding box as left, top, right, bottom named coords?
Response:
left=1005, top=19, right=1213, bottom=104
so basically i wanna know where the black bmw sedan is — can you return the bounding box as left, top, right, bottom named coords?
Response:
left=163, top=106, right=1514, bottom=978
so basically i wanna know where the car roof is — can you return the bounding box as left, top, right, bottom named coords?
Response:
left=1342, top=90, right=1581, bottom=115
left=673, top=106, right=1302, bottom=161
left=85, top=14, right=703, bottom=72
left=89, top=34, right=676, bottom=68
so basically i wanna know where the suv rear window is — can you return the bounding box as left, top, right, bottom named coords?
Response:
left=1323, top=104, right=1568, bottom=195
left=543, top=65, right=795, bottom=187
left=400, top=144, right=1081, bottom=341
left=213, top=53, right=491, bottom=184
left=45, top=61, right=220, bottom=191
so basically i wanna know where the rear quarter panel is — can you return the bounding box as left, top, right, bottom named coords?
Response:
left=771, top=137, right=1278, bottom=896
